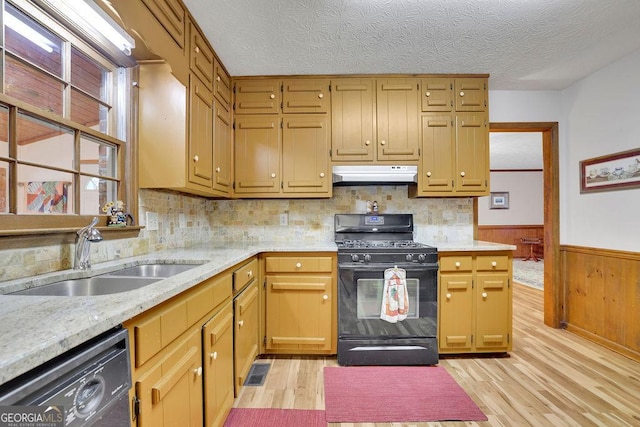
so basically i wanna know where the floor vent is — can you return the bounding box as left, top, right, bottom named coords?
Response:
left=244, top=363, right=271, bottom=386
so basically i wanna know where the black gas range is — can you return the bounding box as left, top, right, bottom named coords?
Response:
left=334, top=214, right=439, bottom=366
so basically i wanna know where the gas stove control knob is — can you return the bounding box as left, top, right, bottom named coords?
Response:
left=351, top=254, right=359, bottom=262
left=418, top=254, right=426, bottom=262
left=364, top=254, right=371, bottom=263
left=406, top=254, right=414, bottom=262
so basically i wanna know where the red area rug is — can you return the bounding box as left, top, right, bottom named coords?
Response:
left=223, top=408, right=326, bottom=427
left=324, top=366, right=487, bottom=423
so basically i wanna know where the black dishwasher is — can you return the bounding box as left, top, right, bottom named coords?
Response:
left=0, top=327, right=131, bottom=427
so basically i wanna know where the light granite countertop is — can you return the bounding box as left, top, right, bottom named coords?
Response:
left=0, top=239, right=513, bottom=385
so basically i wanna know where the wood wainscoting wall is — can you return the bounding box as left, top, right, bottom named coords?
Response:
left=478, top=225, right=543, bottom=259
left=561, top=245, right=640, bottom=363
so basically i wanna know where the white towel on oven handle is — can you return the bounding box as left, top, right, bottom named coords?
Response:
left=380, top=267, right=409, bottom=323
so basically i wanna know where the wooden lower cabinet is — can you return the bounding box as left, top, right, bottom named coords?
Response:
left=135, top=329, right=203, bottom=427
left=263, top=253, right=337, bottom=355
left=203, top=302, right=234, bottom=427
left=439, top=251, right=512, bottom=354
left=233, top=280, right=259, bottom=395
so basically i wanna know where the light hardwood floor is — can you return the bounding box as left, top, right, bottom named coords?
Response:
left=233, top=283, right=640, bottom=426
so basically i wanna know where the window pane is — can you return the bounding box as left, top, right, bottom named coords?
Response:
left=0, top=162, right=8, bottom=214
left=17, top=165, right=73, bottom=214
left=71, top=88, right=108, bottom=132
left=5, top=57, right=64, bottom=115
left=80, top=176, right=116, bottom=215
left=80, top=135, right=117, bottom=178
left=71, top=47, right=109, bottom=101
left=0, top=105, right=8, bottom=157
left=4, top=3, right=63, bottom=77
left=17, top=113, right=74, bottom=170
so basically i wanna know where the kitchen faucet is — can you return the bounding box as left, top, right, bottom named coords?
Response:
left=74, top=217, right=103, bottom=270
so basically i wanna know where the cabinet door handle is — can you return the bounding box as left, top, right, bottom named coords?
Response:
left=459, top=91, right=465, bottom=97
left=238, top=320, right=244, bottom=327
left=365, top=140, right=371, bottom=146
left=320, top=172, right=325, bottom=178
left=296, top=262, right=302, bottom=268
left=446, top=293, right=451, bottom=299
left=426, top=171, right=432, bottom=177
left=380, top=140, right=386, bottom=145
left=482, top=292, right=488, bottom=298
left=323, top=294, right=329, bottom=301
left=270, top=93, right=275, bottom=99
left=271, top=173, right=276, bottom=178
left=216, top=167, right=221, bottom=173
left=194, top=46, right=200, bottom=54
left=193, top=155, right=199, bottom=162
left=318, top=93, right=324, bottom=99
left=425, top=91, right=431, bottom=97
left=216, top=76, right=221, bottom=82
left=194, top=366, right=202, bottom=377
left=210, top=352, right=218, bottom=360
left=460, top=171, right=466, bottom=177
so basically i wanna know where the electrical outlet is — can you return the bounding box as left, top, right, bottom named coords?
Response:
left=279, top=213, right=288, bottom=226
left=179, top=214, right=187, bottom=228
left=146, top=212, right=159, bottom=231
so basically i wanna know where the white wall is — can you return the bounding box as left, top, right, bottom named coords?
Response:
left=478, top=171, right=544, bottom=225
left=560, top=50, right=640, bottom=252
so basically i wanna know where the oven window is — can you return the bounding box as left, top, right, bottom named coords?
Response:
left=356, top=278, right=419, bottom=319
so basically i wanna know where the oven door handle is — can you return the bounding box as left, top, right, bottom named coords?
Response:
left=338, top=263, right=438, bottom=272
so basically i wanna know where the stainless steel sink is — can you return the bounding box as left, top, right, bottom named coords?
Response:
left=106, top=263, right=199, bottom=278
left=12, top=277, right=162, bottom=296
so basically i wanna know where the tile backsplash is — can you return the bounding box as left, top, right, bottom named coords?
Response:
left=0, top=187, right=473, bottom=281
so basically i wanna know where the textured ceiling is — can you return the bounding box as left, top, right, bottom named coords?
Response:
left=182, top=0, right=640, bottom=90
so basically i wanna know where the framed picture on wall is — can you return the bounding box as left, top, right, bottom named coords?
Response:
left=580, top=148, right=640, bottom=193
left=490, top=192, right=509, bottom=209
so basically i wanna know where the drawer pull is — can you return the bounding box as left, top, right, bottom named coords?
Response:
left=455, top=261, right=461, bottom=268
left=247, top=270, right=253, bottom=278
left=491, top=261, right=497, bottom=267
left=296, top=262, right=302, bottom=268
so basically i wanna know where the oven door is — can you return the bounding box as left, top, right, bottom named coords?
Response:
left=337, top=263, right=438, bottom=365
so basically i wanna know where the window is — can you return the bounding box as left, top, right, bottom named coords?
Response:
left=0, top=0, right=136, bottom=235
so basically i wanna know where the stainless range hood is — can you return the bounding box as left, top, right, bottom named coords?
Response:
left=332, top=165, right=418, bottom=185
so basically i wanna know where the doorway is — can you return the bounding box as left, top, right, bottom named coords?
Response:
left=484, top=122, right=560, bottom=328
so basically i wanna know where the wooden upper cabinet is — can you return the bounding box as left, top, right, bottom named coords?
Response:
left=455, top=112, right=488, bottom=193
left=188, top=75, right=214, bottom=188
left=455, top=78, right=487, bottom=112
left=141, top=0, right=186, bottom=49
left=421, top=78, right=454, bottom=112
left=214, top=58, right=231, bottom=107
left=419, top=114, right=454, bottom=193
left=189, top=21, right=214, bottom=88
left=376, top=79, right=420, bottom=161
left=234, top=80, right=280, bottom=114
left=282, top=115, right=331, bottom=194
left=282, top=79, right=330, bottom=113
left=213, top=103, right=232, bottom=196
left=330, top=79, right=375, bottom=162
left=234, top=115, right=281, bottom=194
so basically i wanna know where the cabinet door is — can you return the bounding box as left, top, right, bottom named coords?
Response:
left=331, top=79, right=375, bottom=162
left=282, top=115, right=331, bottom=194
left=203, top=303, right=234, bottom=427
left=189, top=21, right=214, bottom=88
left=265, top=275, right=333, bottom=351
left=213, top=58, right=231, bottom=107
left=376, top=79, right=419, bottom=161
left=455, top=113, right=488, bottom=194
left=234, top=79, right=280, bottom=114
left=213, top=102, right=231, bottom=196
left=420, top=78, right=453, bottom=112
left=419, top=114, right=454, bottom=193
left=135, top=330, right=203, bottom=427
left=189, top=75, right=214, bottom=189
left=140, top=0, right=186, bottom=49
left=439, top=274, right=474, bottom=352
left=282, top=79, right=330, bottom=113
left=475, top=273, right=511, bottom=350
left=233, top=281, right=259, bottom=394
left=234, top=115, right=281, bottom=194
left=454, top=78, right=487, bottom=112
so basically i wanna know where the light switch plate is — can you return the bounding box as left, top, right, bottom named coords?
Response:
left=146, top=212, right=159, bottom=231
left=279, top=213, right=288, bottom=226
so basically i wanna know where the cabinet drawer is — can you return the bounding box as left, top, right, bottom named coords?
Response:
left=234, top=258, right=258, bottom=292
left=439, top=256, right=473, bottom=272
left=476, top=255, right=509, bottom=271
left=265, top=256, right=333, bottom=273
left=186, top=272, right=232, bottom=325
left=134, top=300, right=188, bottom=367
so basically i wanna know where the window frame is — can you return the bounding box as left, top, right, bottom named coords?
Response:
left=0, top=0, right=139, bottom=241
